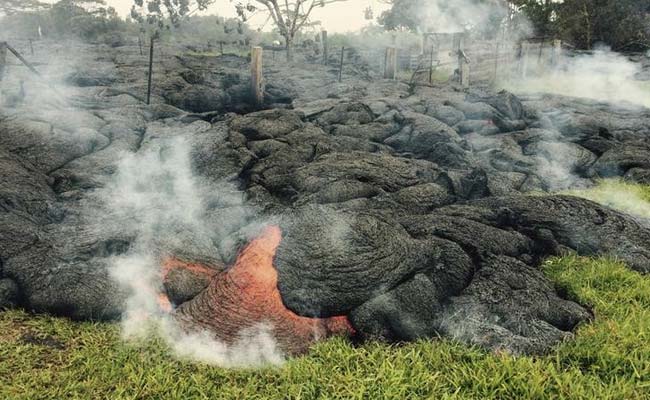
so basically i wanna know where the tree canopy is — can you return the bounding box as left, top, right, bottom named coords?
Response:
left=232, top=0, right=347, bottom=61
left=0, top=0, right=47, bottom=16
left=130, top=0, right=216, bottom=32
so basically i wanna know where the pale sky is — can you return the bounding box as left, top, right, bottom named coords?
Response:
left=101, top=0, right=389, bottom=33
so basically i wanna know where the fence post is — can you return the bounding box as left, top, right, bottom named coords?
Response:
left=519, top=41, right=530, bottom=79
left=146, top=37, right=154, bottom=105
left=552, top=39, right=562, bottom=66
left=493, top=39, right=500, bottom=85
left=338, top=46, right=345, bottom=82
left=251, top=46, right=264, bottom=107
left=0, top=42, right=6, bottom=83
left=384, top=46, right=397, bottom=80
left=29, top=39, right=34, bottom=56
left=455, top=33, right=469, bottom=88
left=429, top=43, right=435, bottom=84
left=420, top=34, right=426, bottom=55
left=321, top=30, right=328, bottom=64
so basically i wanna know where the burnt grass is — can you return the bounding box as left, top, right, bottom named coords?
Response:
left=1, top=39, right=650, bottom=360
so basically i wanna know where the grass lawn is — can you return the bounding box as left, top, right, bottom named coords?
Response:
left=2, top=181, right=649, bottom=399
left=2, top=256, right=649, bottom=399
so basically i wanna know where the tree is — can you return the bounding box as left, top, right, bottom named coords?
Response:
left=555, top=0, right=650, bottom=50
left=171, top=15, right=255, bottom=47
left=0, top=0, right=47, bottom=16
left=49, top=0, right=121, bottom=39
left=509, top=0, right=559, bottom=38
left=131, top=0, right=216, bottom=34
left=233, top=0, right=348, bottom=61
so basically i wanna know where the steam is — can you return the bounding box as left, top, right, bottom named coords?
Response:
left=565, top=180, right=650, bottom=221
left=101, top=131, right=285, bottom=367
left=505, top=46, right=650, bottom=108
left=409, top=0, right=506, bottom=33
left=0, top=39, right=74, bottom=110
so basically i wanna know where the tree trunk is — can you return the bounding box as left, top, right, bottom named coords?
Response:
left=285, top=37, right=293, bottom=62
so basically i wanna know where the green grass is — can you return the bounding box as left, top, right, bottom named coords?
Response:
left=564, top=179, right=650, bottom=218
left=2, top=181, right=649, bottom=399
left=2, top=254, right=650, bottom=399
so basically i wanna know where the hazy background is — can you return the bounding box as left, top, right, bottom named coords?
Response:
left=39, top=0, right=390, bottom=32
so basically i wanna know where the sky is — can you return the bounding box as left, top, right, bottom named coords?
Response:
left=100, top=0, right=390, bottom=33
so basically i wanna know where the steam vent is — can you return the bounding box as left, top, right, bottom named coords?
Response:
left=1, top=38, right=650, bottom=361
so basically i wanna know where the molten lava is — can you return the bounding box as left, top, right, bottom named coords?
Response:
left=172, top=226, right=354, bottom=355
left=161, top=258, right=218, bottom=282
left=157, top=293, right=173, bottom=313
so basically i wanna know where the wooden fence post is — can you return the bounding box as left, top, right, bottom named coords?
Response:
left=138, top=35, right=143, bottom=56
left=146, top=37, right=154, bottom=105
left=429, top=43, right=435, bottom=84
left=384, top=46, right=397, bottom=79
left=493, top=39, right=500, bottom=84
left=537, top=39, right=545, bottom=67
left=552, top=39, right=562, bottom=66
left=251, top=46, right=264, bottom=107
left=29, top=39, right=34, bottom=56
left=520, top=41, right=530, bottom=78
left=0, top=42, right=7, bottom=83
left=455, top=33, right=469, bottom=88
left=460, top=59, right=470, bottom=88
left=321, top=30, right=328, bottom=64
left=338, top=46, right=345, bottom=82
left=420, top=34, right=426, bottom=55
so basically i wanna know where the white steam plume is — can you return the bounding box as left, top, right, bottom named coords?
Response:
left=102, top=131, right=285, bottom=367
left=412, top=0, right=507, bottom=33
left=505, top=46, right=650, bottom=108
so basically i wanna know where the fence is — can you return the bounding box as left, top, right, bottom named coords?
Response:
left=308, top=33, right=565, bottom=89
left=0, top=32, right=567, bottom=113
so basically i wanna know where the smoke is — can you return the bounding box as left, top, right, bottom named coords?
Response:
left=529, top=136, right=593, bottom=192
left=411, top=0, right=507, bottom=34
left=166, top=323, right=285, bottom=367
left=467, top=128, right=591, bottom=192
left=98, top=131, right=285, bottom=367
left=565, top=180, right=650, bottom=221
left=505, top=46, right=650, bottom=108
left=0, top=37, right=115, bottom=116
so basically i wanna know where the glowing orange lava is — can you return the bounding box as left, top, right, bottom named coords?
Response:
left=161, top=258, right=218, bottom=282
left=172, top=226, right=355, bottom=355
left=157, top=293, right=173, bottom=313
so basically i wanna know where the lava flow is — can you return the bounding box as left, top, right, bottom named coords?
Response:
left=170, top=226, right=354, bottom=355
